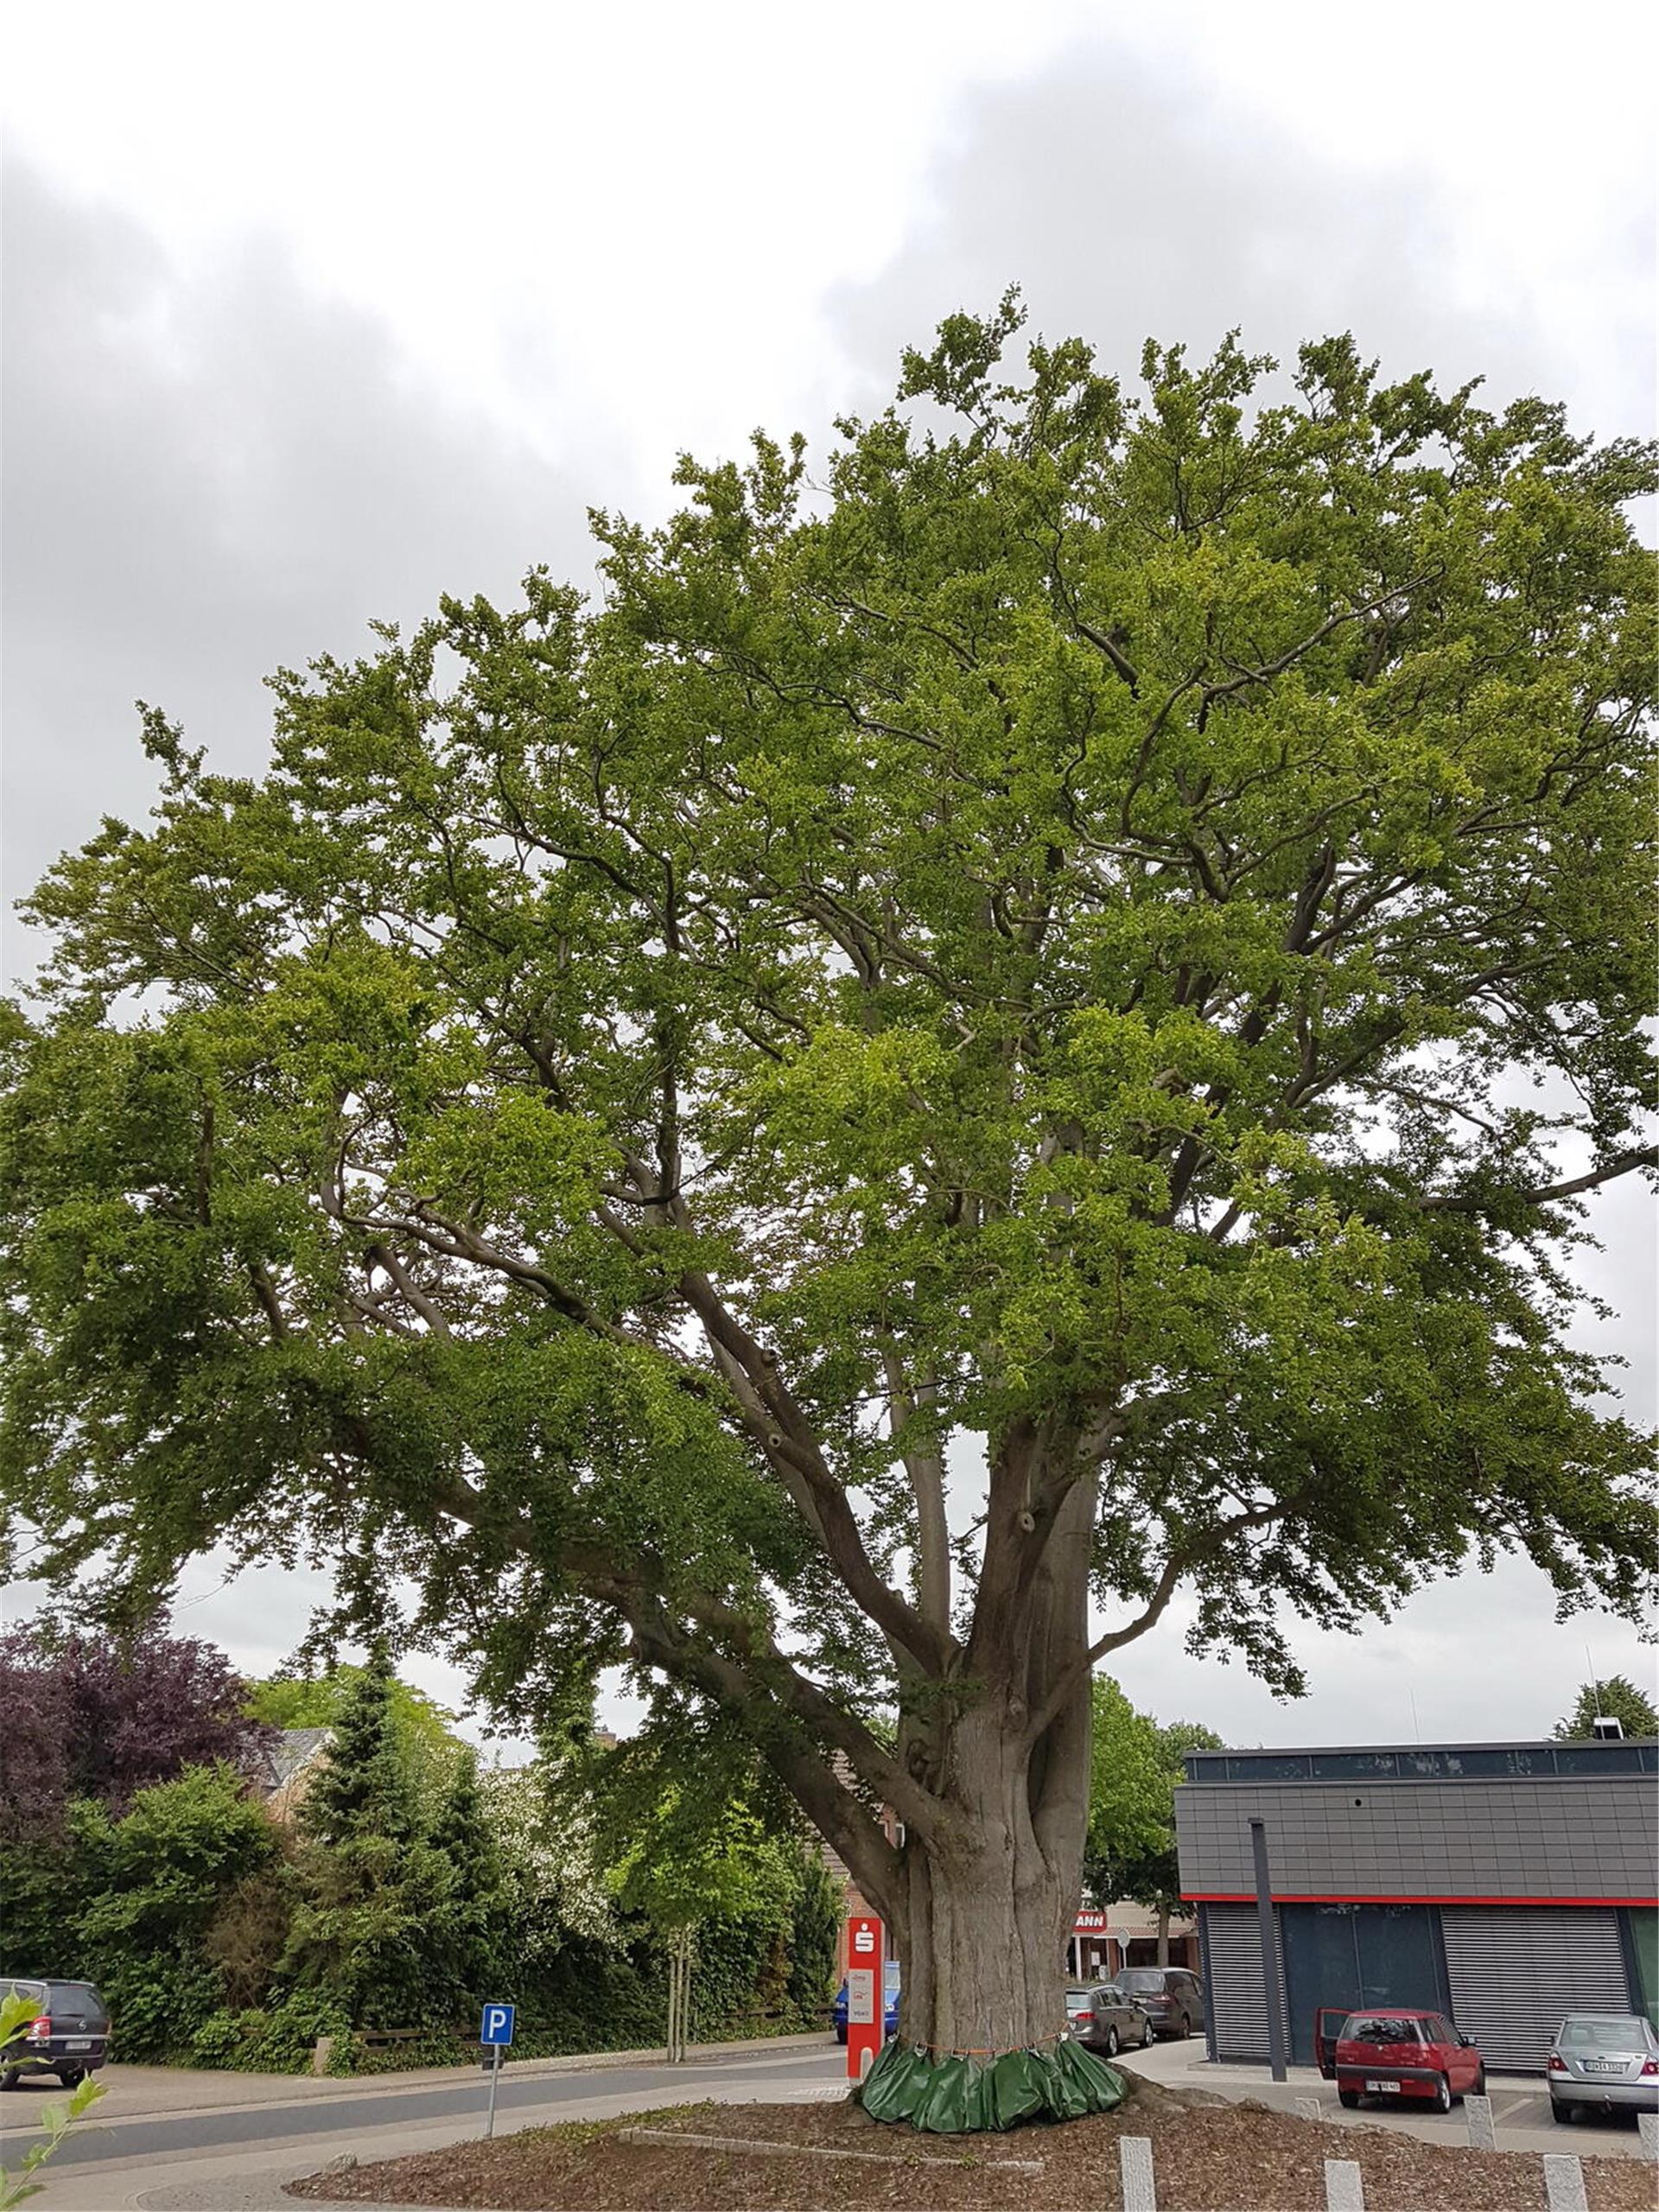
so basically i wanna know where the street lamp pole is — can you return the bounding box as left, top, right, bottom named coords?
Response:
left=1249, top=1817, right=1287, bottom=2083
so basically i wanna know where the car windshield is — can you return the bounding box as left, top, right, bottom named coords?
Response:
left=1119, top=1971, right=1168, bottom=1993
left=1559, top=2018, right=1644, bottom=2046
left=883, top=1964, right=901, bottom=1988
left=1344, top=2016, right=1421, bottom=2044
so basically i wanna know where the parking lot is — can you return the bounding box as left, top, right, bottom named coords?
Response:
left=1112, top=2032, right=1650, bottom=2158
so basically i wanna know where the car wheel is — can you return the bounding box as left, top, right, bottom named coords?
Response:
left=56, top=2067, right=85, bottom=2089
left=1551, top=2101, right=1573, bottom=2125
left=1140, top=2018, right=1154, bottom=2048
left=1432, top=2074, right=1452, bottom=2114
left=1104, top=2025, right=1119, bottom=2057
left=0, top=2070, right=17, bottom=2093
left=1473, top=2065, right=1486, bottom=2097
left=1338, top=2088, right=1359, bottom=2109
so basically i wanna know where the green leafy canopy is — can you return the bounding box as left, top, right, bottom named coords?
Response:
left=2, top=305, right=1655, bottom=1893
left=1084, top=1679, right=1223, bottom=1913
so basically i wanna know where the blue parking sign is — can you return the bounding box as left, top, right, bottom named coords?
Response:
left=480, top=2002, right=516, bottom=2047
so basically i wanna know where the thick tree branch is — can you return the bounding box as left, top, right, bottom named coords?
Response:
left=1198, top=575, right=1437, bottom=710
left=1022, top=1501, right=1286, bottom=1747
left=1421, top=1147, right=1657, bottom=1214
left=589, top=1146, right=955, bottom=1679
left=579, top=1558, right=910, bottom=1909
left=881, top=1347, right=951, bottom=1634
left=365, top=1241, right=453, bottom=1338
left=674, top=1268, right=955, bottom=1676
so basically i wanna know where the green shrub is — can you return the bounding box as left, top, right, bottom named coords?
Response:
left=188, top=1993, right=352, bottom=2074
left=94, top=1951, right=225, bottom=2063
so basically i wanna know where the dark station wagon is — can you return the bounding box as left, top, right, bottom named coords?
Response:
left=0, top=1978, right=111, bottom=2089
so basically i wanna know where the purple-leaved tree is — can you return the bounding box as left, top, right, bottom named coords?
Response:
left=0, top=1619, right=273, bottom=1836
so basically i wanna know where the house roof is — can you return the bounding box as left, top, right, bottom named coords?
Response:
left=257, top=1726, right=332, bottom=1790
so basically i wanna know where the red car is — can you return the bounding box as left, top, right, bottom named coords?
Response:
left=1315, top=2006, right=1486, bottom=2113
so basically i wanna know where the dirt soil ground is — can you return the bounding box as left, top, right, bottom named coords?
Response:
left=285, top=2075, right=1657, bottom=2211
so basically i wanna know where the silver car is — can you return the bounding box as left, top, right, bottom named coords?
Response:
left=1068, top=1984, right=1154, bottom=2058
left=1548, top=2012, right=1659, bottom=2123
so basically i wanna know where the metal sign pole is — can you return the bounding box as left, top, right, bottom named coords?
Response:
left=479, top=2002, right=514, bottom=2138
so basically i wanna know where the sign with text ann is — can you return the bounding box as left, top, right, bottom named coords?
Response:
left=844, top=1914, right=885, bottom=2082
left=480, top=2003, right=516, bottom=2048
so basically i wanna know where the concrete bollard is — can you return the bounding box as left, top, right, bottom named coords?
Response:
left=857, top=2044, right=874, bottom=2082
left=1324, top=2158, right=1364, bottom=2211
left=1295, top=2096, right=1322, bottom=2122
left=310, top=2036, right=335, bottom=2075
left=1542, top=2154, right=1588, bottom=2212
left=1120, top=2134, right=1157, bottom=2212
left=1639, top=2111, right=1658, bottom=2158
left=1464, top=2093, right=1496, bottom=2150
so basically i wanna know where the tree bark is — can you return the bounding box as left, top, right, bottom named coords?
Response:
left=872, top=1449, right=1098, bottom=2056
left=891, top=1716, right=1083, bottom=2054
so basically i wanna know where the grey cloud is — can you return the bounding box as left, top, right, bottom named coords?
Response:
left=827, top=48, right=1655, bottom=441
left=1103, top=1555, right=1656, bottom=1749
left=2, top=105, right=1650, bottom=1735
left=2, top=157, right=600, bottom=977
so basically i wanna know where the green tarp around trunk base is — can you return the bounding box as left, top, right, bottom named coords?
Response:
left=856, top=2034, right=1127, bottom=2132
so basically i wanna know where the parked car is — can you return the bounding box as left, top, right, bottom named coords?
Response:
left=831, top=1960, right=900, bottom=2044
left=1315, top=2006, right=1484, bottom=2113
left=1548, top=2013, right=1659, bottom=2124
left=1072, top=1984, right=1154, bottom=2057
left=1106, top=1967, right=1205, bottom=2039
left=0, top=1978, right=111, bottom=2089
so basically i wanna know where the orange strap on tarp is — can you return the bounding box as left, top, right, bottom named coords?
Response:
left=920, top=2027, right=1068, bottom=2060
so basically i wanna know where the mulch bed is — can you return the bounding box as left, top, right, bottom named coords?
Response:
left=285, top=2076, right=1656, bottom=2210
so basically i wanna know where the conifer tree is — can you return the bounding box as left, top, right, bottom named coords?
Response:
left=427, top=1750, right=509, bottom=2012
left=283, top=1653, right=451, bottom=2028
left=298, top=1650, right=419, bottom=1849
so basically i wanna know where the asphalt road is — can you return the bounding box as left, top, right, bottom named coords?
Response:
left=0, top=2042, right=847, bottom=2172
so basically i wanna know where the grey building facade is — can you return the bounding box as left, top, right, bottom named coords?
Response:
left=1175, top=1739, right=1659, bottom=2073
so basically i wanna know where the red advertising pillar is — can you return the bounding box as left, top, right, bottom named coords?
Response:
left=844, top=1913, right=886, bottom=2082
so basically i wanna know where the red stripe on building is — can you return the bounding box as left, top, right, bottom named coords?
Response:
left=1187, top=1891, right=1659, bottom=1909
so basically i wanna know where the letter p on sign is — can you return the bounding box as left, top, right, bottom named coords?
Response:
left=480, top=2003, right=516, bottom=2046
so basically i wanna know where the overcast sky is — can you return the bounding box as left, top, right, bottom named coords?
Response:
left=3, top=1, right=1655, bottom=1750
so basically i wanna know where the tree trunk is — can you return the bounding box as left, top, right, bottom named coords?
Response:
left=880, top=1459, right=1097, bottom=2057
left=894, top=1768, right=1075, bottom=2053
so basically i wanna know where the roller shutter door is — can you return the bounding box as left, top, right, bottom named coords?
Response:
left=1440, top=1908, right=1630, bottom=2072
left=1201, top=1903, right=1288, bottom=2061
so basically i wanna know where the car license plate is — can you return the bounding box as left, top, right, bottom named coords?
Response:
left=1582, top=2061, right=1622, bottom=2075
left=64, top=2038, right=92, bottom=2050
left=1364, top=2078, right=1401, bottom=2093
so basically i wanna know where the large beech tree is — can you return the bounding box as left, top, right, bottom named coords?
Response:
left=3, top=308, right=1656, bottom=2072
